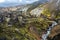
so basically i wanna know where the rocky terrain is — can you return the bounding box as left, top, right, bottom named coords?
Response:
left=0, top=0, right=60, bottom=40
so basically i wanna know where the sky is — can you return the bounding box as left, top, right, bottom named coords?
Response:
left=0, top=0, right=39, bottom=4
left=0, top=0, right=49, bottom=7
left=0, top=0, right=40, bottom=7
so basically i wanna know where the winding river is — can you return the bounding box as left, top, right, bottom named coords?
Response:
left=42, top=21, right=57, bottom=40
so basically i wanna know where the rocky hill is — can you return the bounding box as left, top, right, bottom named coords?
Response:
left=0, top=0, right=60, bottom=40
left=0, top=5, right=31, bottom=13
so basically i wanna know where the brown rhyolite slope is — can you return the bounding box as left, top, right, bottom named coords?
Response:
left=49, top=25, right=60, bottom=38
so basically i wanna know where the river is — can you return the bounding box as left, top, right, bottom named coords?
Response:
left=42, top=21, right=57, bottom=40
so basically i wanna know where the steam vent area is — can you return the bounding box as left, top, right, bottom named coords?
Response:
left=0, top=0, right=60, bottom=40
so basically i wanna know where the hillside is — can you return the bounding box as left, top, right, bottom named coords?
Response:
left=0, top=0, right=60, bottom=40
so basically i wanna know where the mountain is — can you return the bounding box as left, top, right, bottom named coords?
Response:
left=26, top=0, right=48, bottom=14
left=0, top=0, right=49, bottom=7
left=43, top=0, right=60, bottom=11
left=0, top=0, right=49, bottom=12
left=0, top=3, right=21, bottom=7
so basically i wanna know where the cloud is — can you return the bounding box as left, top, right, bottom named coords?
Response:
left=7, top=0, right=18, bottom=2
left=19, top=0, right=22, bottom=2
left=25, top=0, right=39, bottom=3
left=26, top=1, right=31, bottom=3
left=26, top=0, right=39, bottom=3
left=0, top=0, right=39, bottom=4
left=0, top=0, right=5, bottom=3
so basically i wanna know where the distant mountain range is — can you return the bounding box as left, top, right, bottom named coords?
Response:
left=0, top=3, right=18, bottom=7
left=0, top=0, right=49, bottom=7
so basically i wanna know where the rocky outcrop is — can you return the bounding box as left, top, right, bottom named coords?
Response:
left=48, top=25, right=60, bottom=39
left=30, top=7, right=44, bottom=17
left=0, top=5, right=30, bottom=13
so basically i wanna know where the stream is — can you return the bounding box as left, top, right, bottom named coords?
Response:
left=42, top=21, right=57, bottom=40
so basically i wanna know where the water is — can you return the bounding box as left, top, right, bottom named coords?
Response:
left=42, top=21, right=57, bottom=40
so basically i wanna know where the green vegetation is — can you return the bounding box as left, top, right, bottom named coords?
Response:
left=0, top=5, right=60, bottom=40
left=0, top=17, right=50, bottom=40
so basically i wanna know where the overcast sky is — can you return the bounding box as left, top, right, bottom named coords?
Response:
left=0, top=0, right=39, bottom=4
left=0, top=0, right=49, bottom=7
